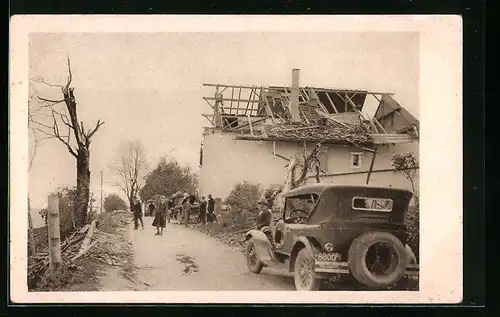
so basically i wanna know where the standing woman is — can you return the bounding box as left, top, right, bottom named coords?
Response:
left=153, top=197, right=167, bottom=235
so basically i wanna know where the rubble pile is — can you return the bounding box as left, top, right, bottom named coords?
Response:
left=266, top=121, right=373, bottom=145
left=28, top=211, right=134, bottom=290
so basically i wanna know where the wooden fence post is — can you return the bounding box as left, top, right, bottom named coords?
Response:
left=214, top=198, right=222, bottom=217
left=47, top=194, right=62, bottom=269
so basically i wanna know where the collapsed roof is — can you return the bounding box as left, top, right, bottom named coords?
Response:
left=202, top=70, right=419, bottom=149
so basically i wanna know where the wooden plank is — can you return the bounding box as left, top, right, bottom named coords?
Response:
left=230, top=85, right=235, bottom=110
left=204, top=83, right=261, bottom=90
left=244, top=87, right=255, bottom=116
left=247, top=114, right=254, bottom=136
left=204, top=97, right=261, bottom=103
left=227, top=116, right=269, bottom=131
left=262, top=87, right=276, bottom=125
left=214, top=86, right=222, bottom=128
left=201, top=114, right=214, bottom=126
left=237, top=87, right=242, bottom=115
left=202, top=113, right=267, bottom=119
left=366, top=147, right=378, bottom=184
left=299, top=106, right=310, bottom=124
left=314, top=110, right=349, bottom=128
left=373, top=117, right=388, bottom=134
left=204, top=98, right=215, bottom=109
left=267, top=85, right=395, bottom=95
left=369, top=134, right=412, bottom=144
left=301, top=88, right=310, bottom=101
left=309, top=88, right=330, bottom=114
left=330, top=112, right=363, bottom=125
left=344, top=94, right=378, bottom=132
left=324, top=92, right=339, bottom=114
left=47, top=194, right=61, bottom=269
left=344, top=94, right=360, bottom=112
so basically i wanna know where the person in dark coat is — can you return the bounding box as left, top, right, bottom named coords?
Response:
left=182, top=195, right=193, bottom=227
left=256, top=198, right=272, bottom=230
left=132, top=198, right=144, bottom=230
left=152, top=198, right=167, bottom=235
left=207, top=194, right=215, bottom=223
left=198, top=196, right=207, bottom=223
left=166, top=199, right=174, bottom=223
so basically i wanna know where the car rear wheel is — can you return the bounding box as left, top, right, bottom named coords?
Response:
left=294, top=248, right=320, bottom=291
left=348, top=231, right=408, bottom=288
left=245, top=239, right=264, bottom=273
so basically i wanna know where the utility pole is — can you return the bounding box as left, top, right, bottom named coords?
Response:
left=100, top=169, right=103, bottom=214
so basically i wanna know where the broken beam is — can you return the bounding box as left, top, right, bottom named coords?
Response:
left=226, top=116, right=269, bottom=131
left=325, top=92, right=339, bottom=114
left=204, top=83, right=263, bottom=90
left=366, top=146, right=378, bottom=184
left=204, top=97, right=262, bottom=103
left=314, top=109, right=350, bottom=128
left=263, top=87, right=276, bottom=125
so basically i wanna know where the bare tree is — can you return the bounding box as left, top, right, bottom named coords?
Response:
left=112, top=140, right=149, bottom=208
left=29, top=57, right=105, bottom=227
left=27, top=95, right=43, bottom=256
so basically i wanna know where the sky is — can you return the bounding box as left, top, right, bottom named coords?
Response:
left=28, top=32, right=419, bottom=209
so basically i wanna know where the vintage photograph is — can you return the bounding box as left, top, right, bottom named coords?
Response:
left=25, top=30, right=421, bottom=293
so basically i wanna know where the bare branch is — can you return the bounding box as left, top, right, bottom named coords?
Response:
left=49, top=109, right=78, bottom=158
left=30, top=77, right=65, bottom=89
left=28, top=128, right=38, bottom=171
left=37, top=96, right=65, bottom=104
left=87, top=119, right=105, bottom=140
left=66, top=56, right=73, bottom=89
left=33, top=122, right=57, bottom=135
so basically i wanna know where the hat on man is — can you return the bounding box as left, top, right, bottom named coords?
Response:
left=257, top=197, right=269, bottom=206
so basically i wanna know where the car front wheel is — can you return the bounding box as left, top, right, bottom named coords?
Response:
left=294, top=248, right=320, bottom=291
left=245, top=238, right=264, bottom=273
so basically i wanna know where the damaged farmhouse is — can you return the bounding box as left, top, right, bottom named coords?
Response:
left=198, top=69, right=419, bottom=204
left=198, top=69, right=420, bottom=291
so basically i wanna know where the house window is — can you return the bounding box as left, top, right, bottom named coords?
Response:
left=350, top=152, right=362, bottom=168
left=318, top=152, right=329, bottom=173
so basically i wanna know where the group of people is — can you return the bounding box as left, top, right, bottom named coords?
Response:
left=196, top=195, right=216, bottom=224
left=129, top=193, right=217, bottom=236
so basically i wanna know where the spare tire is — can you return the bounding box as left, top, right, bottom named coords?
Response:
left=348, top=231, right=408, bottom=288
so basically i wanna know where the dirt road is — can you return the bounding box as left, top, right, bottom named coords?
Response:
left=121, top=217, right=295, bottom=290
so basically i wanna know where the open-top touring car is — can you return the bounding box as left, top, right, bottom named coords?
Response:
left=245, top=184, right=419, bottom=291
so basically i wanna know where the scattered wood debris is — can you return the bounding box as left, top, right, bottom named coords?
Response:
left=28, top=210, right=135, bottom=290
left=265, top=120, right=373, bottom=145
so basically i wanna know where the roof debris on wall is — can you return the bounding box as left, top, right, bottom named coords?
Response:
left=201, top=69, right=419, bottom=148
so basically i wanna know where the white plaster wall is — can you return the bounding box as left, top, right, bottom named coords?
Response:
left=199, top=131, right=419, bottom=202
left=199, top=131, right=300, bottom=199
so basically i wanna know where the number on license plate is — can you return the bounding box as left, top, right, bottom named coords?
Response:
left=314, top=253, right=340, bottom=262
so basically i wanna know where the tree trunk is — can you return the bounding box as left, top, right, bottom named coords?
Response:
left=27, top=197, right=36, bottom=256
left=75, top=148, right=91, bottom=227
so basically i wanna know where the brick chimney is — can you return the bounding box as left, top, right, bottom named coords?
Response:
left=290, top=69, right=301, bottom=123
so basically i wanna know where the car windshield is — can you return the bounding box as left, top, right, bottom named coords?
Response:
left=284, top=194, right=319, bottom=220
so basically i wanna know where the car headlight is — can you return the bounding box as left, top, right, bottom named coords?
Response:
left=324, top=242, right=334, bottom=252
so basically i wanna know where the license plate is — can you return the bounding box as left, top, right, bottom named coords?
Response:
left=314, top=253, right=341, bottom=262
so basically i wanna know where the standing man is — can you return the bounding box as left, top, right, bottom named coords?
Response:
left=207, top=194, right=215, bottom=223
left=198, top=196, right=207, bottom=224
left=166, top=198, right=174, bottom=223
left=182, top=195, right=193, bottom=227
left=132, top=197, right=144, bottom=230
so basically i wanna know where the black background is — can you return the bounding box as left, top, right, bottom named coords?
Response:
left=6, top=0, right=486, bottom=315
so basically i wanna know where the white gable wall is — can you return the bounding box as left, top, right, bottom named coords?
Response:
left=199, top=131, right=419, bottom=203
